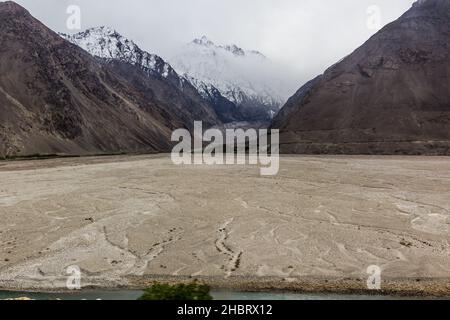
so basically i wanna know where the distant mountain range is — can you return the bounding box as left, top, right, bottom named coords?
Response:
left=272, top=0, right=450, bottom=155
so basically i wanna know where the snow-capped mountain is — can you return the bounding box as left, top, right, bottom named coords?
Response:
left=170, top=36, right=295, bottom=121
left=60, top=26, right=183, bottom=86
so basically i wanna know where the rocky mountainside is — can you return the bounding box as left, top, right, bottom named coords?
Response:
left=184, top=75, right=244, bottom=124
left=61, top=27, right=221, bottom=128
left=272, top=0, right=450, bottom=155
left=171, top=36, right=294, bottom=122
left=0, top=2, right=214, bottom=158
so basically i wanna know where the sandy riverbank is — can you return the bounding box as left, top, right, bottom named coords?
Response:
left=0, top=155, right=449, bottom=296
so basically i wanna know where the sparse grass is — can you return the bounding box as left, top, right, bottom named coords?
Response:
left=138, top=282, right=213, bottom=301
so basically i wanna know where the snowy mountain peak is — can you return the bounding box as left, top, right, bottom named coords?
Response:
left=60, top=27, right=177, bottom=80
left=171, top=37, right=297, bottom=121
left=189, top=36, right=265, bottom=59
left=88, top=26, right=119, bottom=37
left=192, top=36, right=215, bottom=47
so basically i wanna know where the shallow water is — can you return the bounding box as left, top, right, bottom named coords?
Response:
left=0, top=290, right=436, bottom=300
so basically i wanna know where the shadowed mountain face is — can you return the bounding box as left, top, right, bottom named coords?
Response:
left=0, top=2, right=219, bottom=158
left=273, top=0, right=450, bottom=155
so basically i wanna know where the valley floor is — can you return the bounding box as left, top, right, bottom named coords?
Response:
left=0, top=155, right=449, bottom=296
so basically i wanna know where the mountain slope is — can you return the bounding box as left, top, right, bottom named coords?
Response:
left=171, top=36, right=294, bottom=122
left=61, top=27, right=221, bottom=128
left=0, top=2, right=198, bottom=157
left=184, top=75, right=244, bottom=123
left=272, top=0, right=450, bottom=155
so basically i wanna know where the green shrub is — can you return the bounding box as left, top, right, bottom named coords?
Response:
left=139, top=282, right=213, bottom=301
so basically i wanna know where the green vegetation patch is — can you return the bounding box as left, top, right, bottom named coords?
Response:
left=139, top=282, right=213, bottom=301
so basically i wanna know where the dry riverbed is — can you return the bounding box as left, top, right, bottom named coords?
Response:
left=0, top=155, right=449, bottom=296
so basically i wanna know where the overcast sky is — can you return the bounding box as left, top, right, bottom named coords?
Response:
left=12, top=0, right=416, bottom=86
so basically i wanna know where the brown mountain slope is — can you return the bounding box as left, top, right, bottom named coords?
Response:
left=0, top=2, right=219, bottom=158
left=272, top=0, right=450, bottom=155
left=104, top=59, right=220, bottom=131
